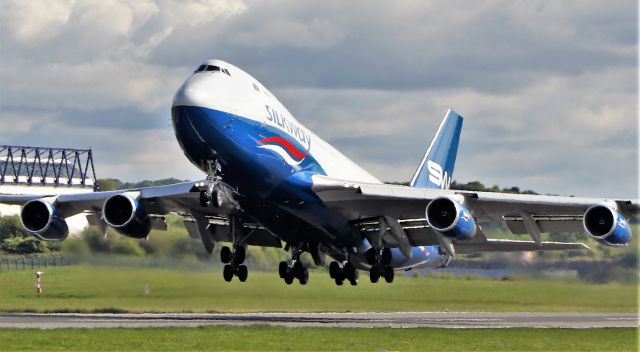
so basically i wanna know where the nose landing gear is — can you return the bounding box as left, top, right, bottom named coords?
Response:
left=200, top=160, right=225, bottom=208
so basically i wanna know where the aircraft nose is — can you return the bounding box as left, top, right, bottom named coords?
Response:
left=172, top=76, right=211, bottom=108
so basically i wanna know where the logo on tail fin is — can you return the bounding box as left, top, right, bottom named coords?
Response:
left=427, top=160, right=451, bottom=189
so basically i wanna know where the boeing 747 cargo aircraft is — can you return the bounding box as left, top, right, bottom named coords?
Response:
left=2, top=60, right=637, bottom=285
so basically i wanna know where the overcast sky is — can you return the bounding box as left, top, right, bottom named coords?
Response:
left=0, top=0, right=637, bottom=198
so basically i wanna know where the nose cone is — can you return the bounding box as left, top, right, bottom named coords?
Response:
left=172, top=75, right=214, bottom=108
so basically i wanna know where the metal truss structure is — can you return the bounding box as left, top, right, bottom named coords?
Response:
left=0, top=145, right=98, bottom=190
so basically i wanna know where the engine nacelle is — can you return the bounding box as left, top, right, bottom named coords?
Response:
left=583, top=203, right=632, bottom=247
left=426, top=196, right=477, bottom=240
left=103, top=193, right=151, bottom=239
left=20, top=199, right=69, bottom=242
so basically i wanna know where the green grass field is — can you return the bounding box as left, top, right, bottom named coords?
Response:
left=0, top=266, right=637, bottom=313
left=0, top=326, right=637, bottom=351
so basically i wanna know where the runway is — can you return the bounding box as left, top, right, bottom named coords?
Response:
left=0, top=312, right=637, bottom=329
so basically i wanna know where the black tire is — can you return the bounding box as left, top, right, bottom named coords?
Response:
left=369, top=265, right=380, bottom=283
left=381, top=248, right=392, bottom=266
left=329, top=261, right=340, bottom=279
left=220, top=246, right=232, bottom=264
left=284, top=271, right=294, bottom=285
left=334, top=268, right=344, bottom=286
left=366, top=248, right=377, bottom=265
left=292, top=261, right=304, bottom=279
left=237, top=265, right=248, bottom=282
left=199, top=190, right=209, bottom=207
left=349, top=269, right=359, bottom=286
left=299, top=268, right=309, bottom=285
left=234, top=246, right=246, bottom=264
left=278, top=261, right=288, bottom=278
left=383, top=266, right=394, bottom=283
left=344, top=262, right=356, bottom=279
left=223, top=264, right=234, bottom=282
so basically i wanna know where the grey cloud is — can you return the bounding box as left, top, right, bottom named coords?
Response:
left=0, top=0, right=637, bottom=198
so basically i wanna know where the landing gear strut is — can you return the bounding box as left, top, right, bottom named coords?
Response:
left=279, top=245, right=309, bottom=285
left=366, top=248, right=394, bottom=283
left=220, top=216, right=250, bottom=283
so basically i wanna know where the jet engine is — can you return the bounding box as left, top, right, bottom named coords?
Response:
left=103, top=193, right=151, bottom=239
left=426, top=196, right=477, bottom=240
left=20, top=199, right=69, bottom=242
left=583, top=203, right=632, bottom=246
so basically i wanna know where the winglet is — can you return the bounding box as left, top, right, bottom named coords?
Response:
left=410, top=109, right=463, bottom=189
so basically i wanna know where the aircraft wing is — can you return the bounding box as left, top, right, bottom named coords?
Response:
left=0, top=181, right=205, bottom=216
left=312, top=175, right=638, bottom=253
left=312, top=175, right=639, bottom=221
left=0, top=181, right=282, bottom=251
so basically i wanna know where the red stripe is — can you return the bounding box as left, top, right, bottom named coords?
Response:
left=259, top=137, right=307, bottom=159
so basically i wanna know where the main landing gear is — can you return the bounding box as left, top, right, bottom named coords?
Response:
left=221, top=245, right=248, bottom=282
left=329, top=260, right=359, bottom=286
left=279, top=245, right=309, bottom=285
left=366, top=248, right=394, bottom=283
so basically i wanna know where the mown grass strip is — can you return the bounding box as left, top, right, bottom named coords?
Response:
left=0, top=326, right=637, bottom=351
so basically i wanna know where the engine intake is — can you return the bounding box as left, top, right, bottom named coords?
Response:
left=426, top=197, right=477, bottom=240
left=20, top=199, right=69, bottom=242
left=103, top=193, right=151, bottom=239
left=583, top=204, right=631, bottom=246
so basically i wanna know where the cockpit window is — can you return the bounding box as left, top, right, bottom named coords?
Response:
left=195, top=65, right=231, bottom=76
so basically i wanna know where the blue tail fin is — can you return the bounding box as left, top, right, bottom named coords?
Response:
left=410, top=109, right=463, bottom=189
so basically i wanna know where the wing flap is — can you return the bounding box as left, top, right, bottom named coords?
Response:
left=455, top=239, right=590, bottom=254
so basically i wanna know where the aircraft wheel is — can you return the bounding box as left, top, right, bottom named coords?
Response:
left=199, top=190, right=208, bottom=207
left=220, top=246, right=232, bottom=264
left=223, top=264, right=234, bottom=282
left=299, top=268, right=309, bottom=285
left=284, top=271, right=294, bottom=285
left=383, top=266, right=394, bottom=283
left=344, top=262, right=356, bottom=278
left=234, top=246, right=246, bottom=264
left=369, top=265, right=380, bottom=283
left=278, top=261, right=288, bottom=278
left=381, top=248, right=392, bottom=266
left=334, top=267, right=344, bottom=286
left=237, top=265, right=248, bottom=282
left=348, top=269, right=359, bottom=286
left=292, top=261, right=305, bottom=279
left=329, top=261, right=340, bottom=279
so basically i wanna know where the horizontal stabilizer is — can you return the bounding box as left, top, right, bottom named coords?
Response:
left=454, top=239, right=590, bottom=254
